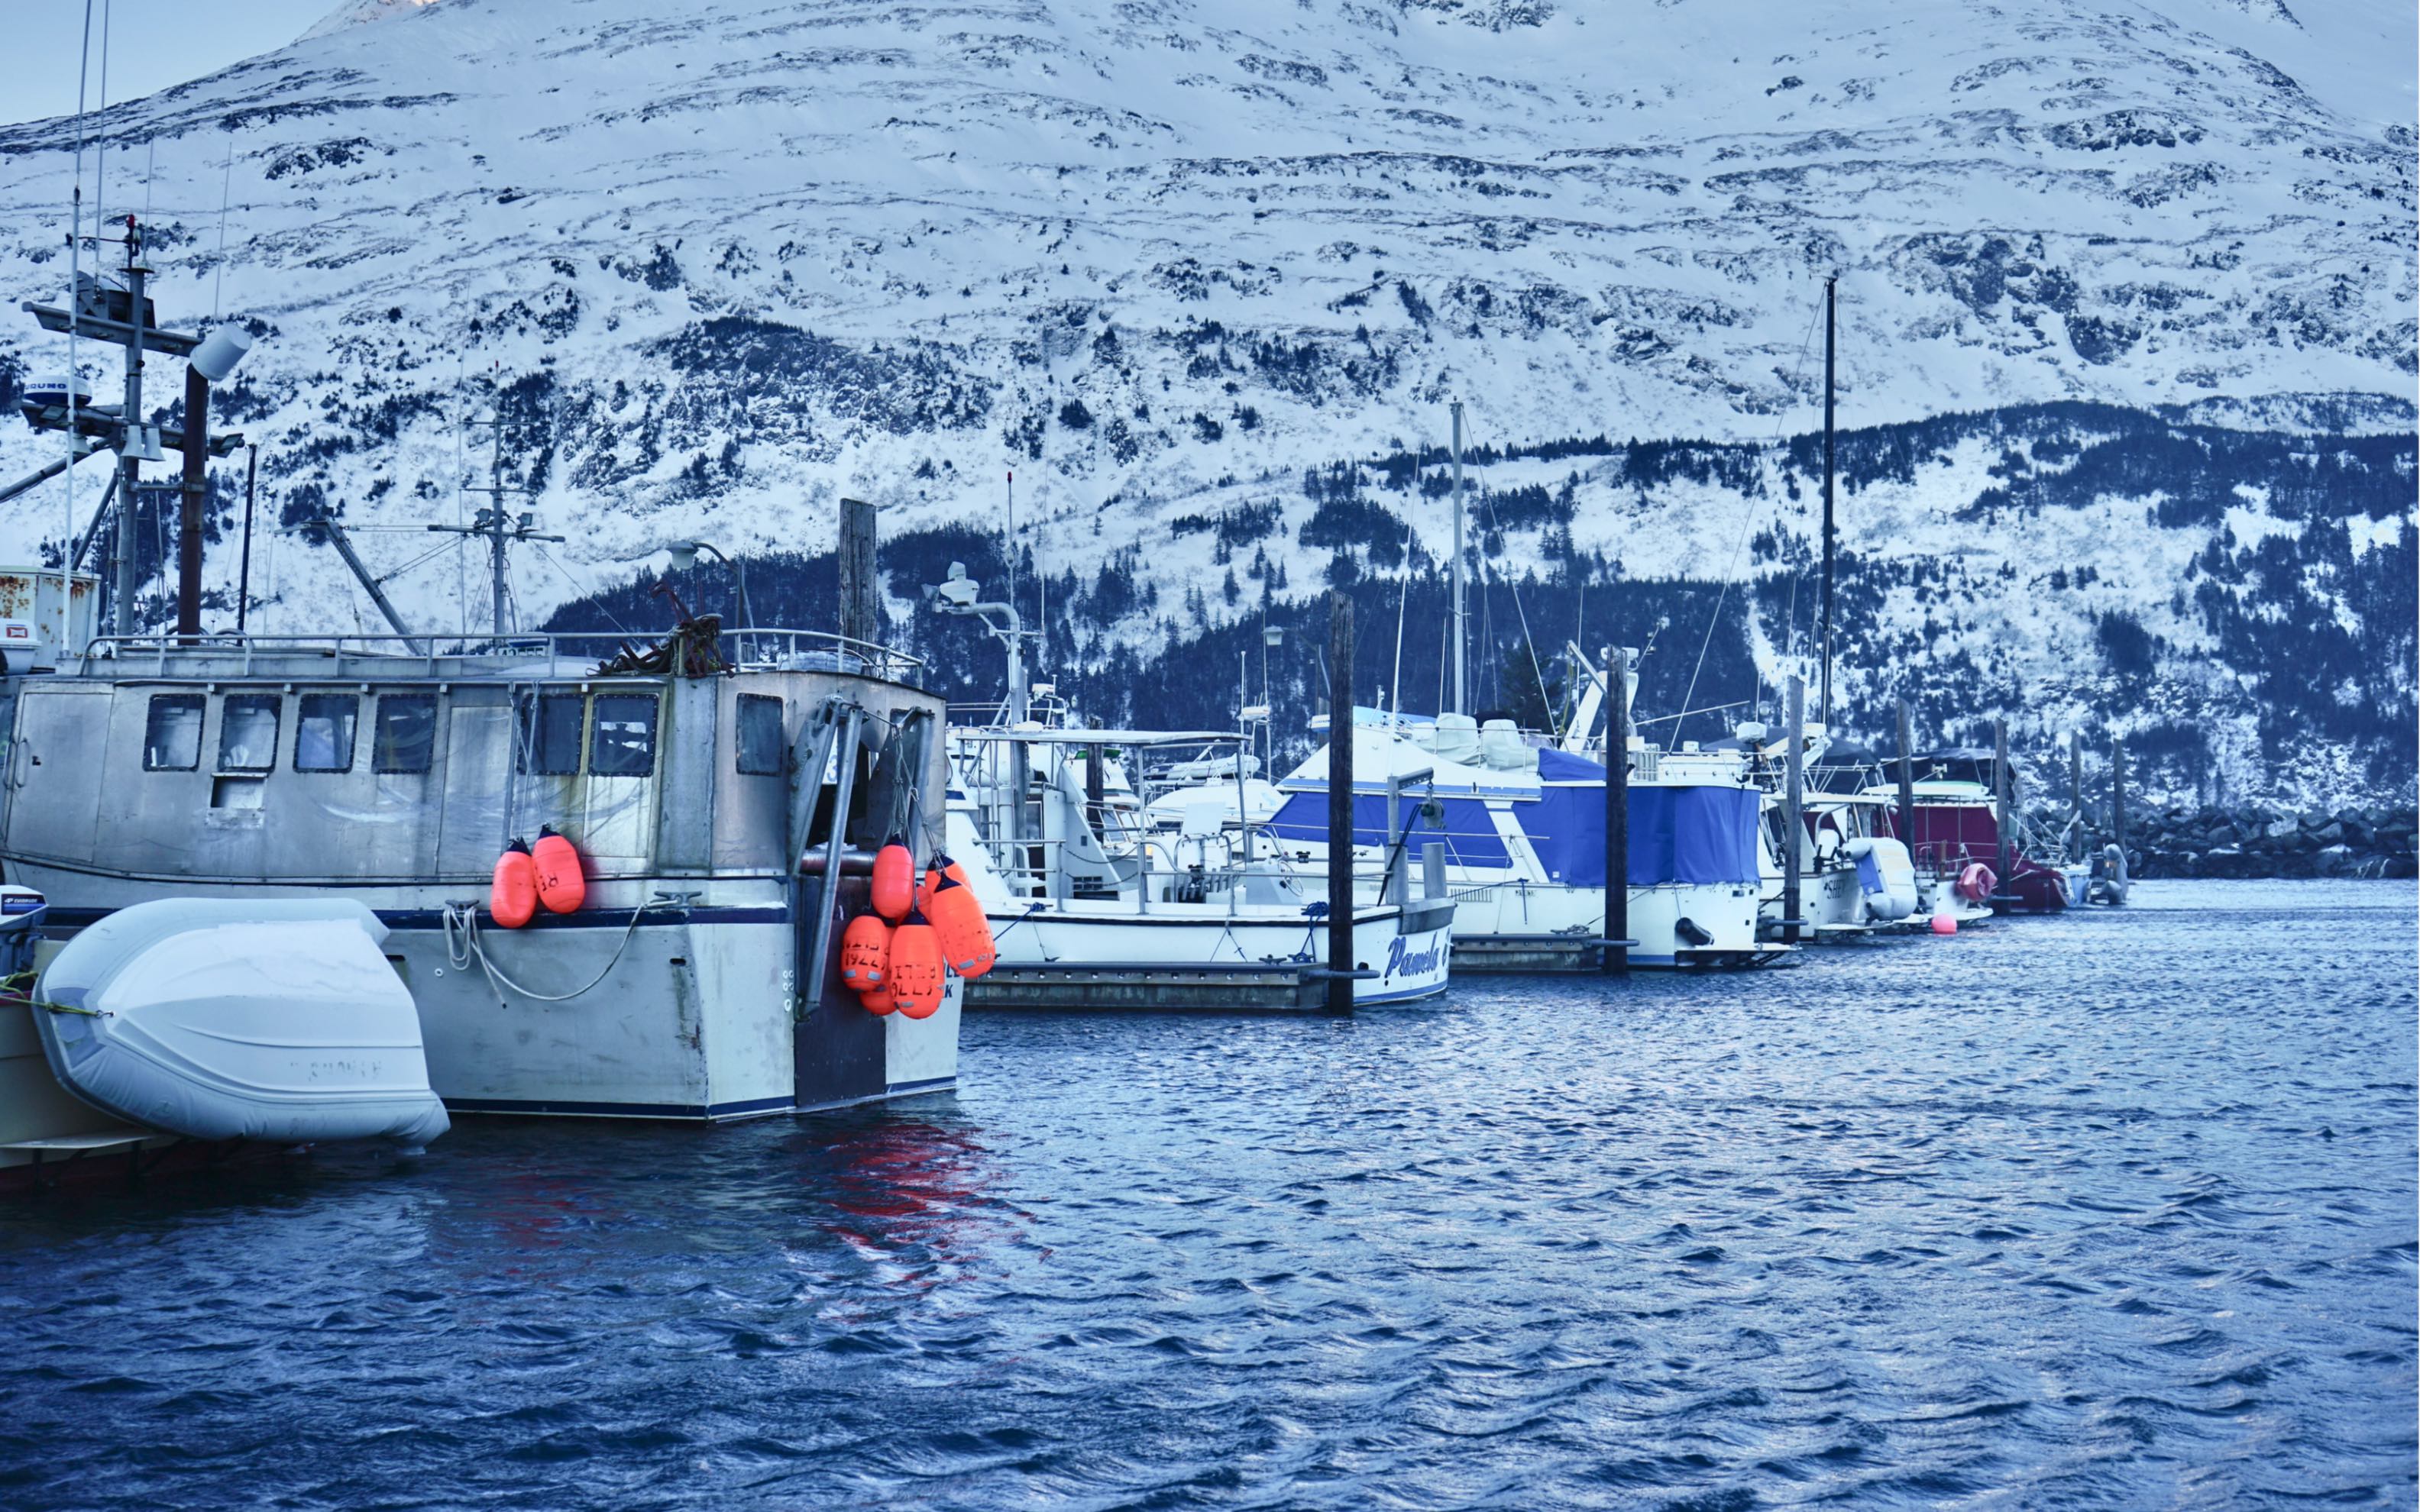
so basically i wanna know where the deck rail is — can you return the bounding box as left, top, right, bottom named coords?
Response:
left=74, top=628, right=924, bottom=683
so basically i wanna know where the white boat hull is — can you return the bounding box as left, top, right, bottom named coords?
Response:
left=1442, top=876, right=1775, bottom=968
left=5, top=864, right=959, bottom=1119
left=985, top=898, right=1454, bottom=1004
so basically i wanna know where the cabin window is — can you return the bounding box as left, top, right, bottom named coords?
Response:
left=218, top=693, right=281, bottom=772
left=516, top=691, right=585, bottom=776
left=736, top=694, right=785, bottom=775
left=590, top=693, right=658, bottom=777
left=295, top=693, right=359, bottom=773
left=373, top=694, right=437, bottom=774
left=143, top=693, right=205, bottom=771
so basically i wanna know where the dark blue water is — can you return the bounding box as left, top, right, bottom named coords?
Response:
left=3, top=880, right=2412, bottom=1510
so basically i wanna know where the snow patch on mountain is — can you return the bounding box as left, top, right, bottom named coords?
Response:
left=0, top=0, right=2407, bottom=797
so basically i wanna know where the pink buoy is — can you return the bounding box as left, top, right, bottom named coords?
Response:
left=1930, top=911, right=1957, bottom=935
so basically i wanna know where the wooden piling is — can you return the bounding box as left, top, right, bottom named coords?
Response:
left=2111, top=735, right=2127, bottom=864
left=838, top=497, right=879, bottom=656
left=1327, top=592, right=1356, bottom=1013
left=1993, top=718, right=2013, bottom=901
left=1894, top=698, right=1917, bottom=871
left=1603, top=647, right=1629, bottom=975
left=1783, top=676, right=1804, bottom=944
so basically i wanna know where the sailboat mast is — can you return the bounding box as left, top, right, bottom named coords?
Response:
left=1450, top=399, right=1467, bottom=717
left=1820, top=275, right=1836, bottom=728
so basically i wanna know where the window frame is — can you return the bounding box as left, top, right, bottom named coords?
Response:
left=516, top=690, right=587, bottom=777
left=735, top=693, right=785, bottom=777
left=142, top=693, right=206, bottom=773
left=216, top=692, right=283, bottom=774
left=293, top=692, right=361, bottom=774
left=588, top=692, right=659, bottom=778
left=371, top=693, right=439, bottom=776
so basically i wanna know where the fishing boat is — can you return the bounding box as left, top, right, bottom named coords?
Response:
left=0, top=227, right=961, bottom=1121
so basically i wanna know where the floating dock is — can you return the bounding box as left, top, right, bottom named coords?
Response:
left=964, top=961, right=1354, bottom=1014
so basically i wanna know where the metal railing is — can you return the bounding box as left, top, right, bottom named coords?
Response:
left=74, top=628, right=924, bottom=683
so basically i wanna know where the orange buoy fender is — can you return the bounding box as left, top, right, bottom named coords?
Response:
left=491, top=840, right=538, bottom=929
left=859, top=987, right=898, bottom=1016
left=928, top=874, right=995, bottom=979
left=888, top=909, right=946, bottom=1019
left=872, top=838, right=916, bottom=923
left=839, top=913, right=891, bottom=993
left=532, top=825, right=586, bottom=914
left=920, top=855, right=971, bottom=914
left=1956, top=861, right=1997, bottom=904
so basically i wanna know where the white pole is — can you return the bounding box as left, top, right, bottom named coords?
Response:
left=1450, top=399, right=1467, bottom=717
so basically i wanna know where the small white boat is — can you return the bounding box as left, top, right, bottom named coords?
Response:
left=34, top=898, right=449, bottom=1149
left=946, top=726, right=1454, bottom=1006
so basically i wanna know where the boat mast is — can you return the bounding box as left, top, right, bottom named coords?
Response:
left=1820, top=275, right=1836, bottom=728
left=112, top=221, right=146, bottom=635
left=1450, top=399, right=1467, bottom=717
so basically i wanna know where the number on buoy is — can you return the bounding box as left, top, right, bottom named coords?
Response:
left=888, top=908, right=946, bottom=1019
left=839, top=913, right=891, bottom=992
left=532, top=825, right=585, bottom=914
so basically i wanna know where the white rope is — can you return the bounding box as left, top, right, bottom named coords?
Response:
left=442, top=900, right=652, bottom=1003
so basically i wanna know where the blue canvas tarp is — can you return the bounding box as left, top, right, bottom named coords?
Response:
left=1516, top=772, right=1762, bottom=887
left=1266, top=792, right=1512, bottom=870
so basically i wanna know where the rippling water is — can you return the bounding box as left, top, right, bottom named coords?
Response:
left=2, top=880, right=2413, bottom=1509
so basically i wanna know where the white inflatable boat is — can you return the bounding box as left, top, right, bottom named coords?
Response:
left=33, top=899, right=449, bottom=1149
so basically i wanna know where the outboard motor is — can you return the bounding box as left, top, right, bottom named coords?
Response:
left=0, top=884, right=47, bottom=981
left=1845, top=837, right=1919, bottom=923
left=2088, top=842, right=2129, bottom=906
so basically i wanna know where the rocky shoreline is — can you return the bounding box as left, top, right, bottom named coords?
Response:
left=2107, top=804, right=2419, bottom=880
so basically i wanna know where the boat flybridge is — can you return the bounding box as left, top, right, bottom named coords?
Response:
left=1264, top=665, right=1782, bottom=971
left=0, top=621, right=964, bottom=1122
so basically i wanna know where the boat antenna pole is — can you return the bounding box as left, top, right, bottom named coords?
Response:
left=430, top=396, right=558, bottom=646
left=1820, top=273, right=1836, bottom=729
left=1450, top=399, right=1467, bottom=717
left=65, top=0, right=94, bottom=650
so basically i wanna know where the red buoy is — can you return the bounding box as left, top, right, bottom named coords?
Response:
left=872, top=838, right=916, bottom=923
left=888, top=909, right=946, bottom=1019
left=532, top=825, right=586, bottom=914
left=839, top=913, right=891, bottom=993
left=491, top=840, right=538, bottom=929
left=927, top=874, right=995, bottom=979
left=859, top=987, right=898, bottom=1016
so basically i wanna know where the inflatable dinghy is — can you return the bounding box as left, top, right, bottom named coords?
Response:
left=33, top=898, right=448, bottom=1149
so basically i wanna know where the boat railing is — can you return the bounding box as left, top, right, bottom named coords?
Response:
left=75, top=628, right=924, bottom=683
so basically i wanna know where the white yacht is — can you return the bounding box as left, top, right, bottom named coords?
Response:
left=1263, top=703, right=1780, bottom=970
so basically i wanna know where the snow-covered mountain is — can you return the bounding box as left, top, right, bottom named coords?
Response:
left=0, top=0, right=2411, bottom=799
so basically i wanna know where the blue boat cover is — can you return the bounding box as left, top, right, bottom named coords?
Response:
left=1535, top=747, right=1606, bottom=784
left=1518, top=780, right=1762, bottom=887
left=1265, top=793, right=1512, bottom=870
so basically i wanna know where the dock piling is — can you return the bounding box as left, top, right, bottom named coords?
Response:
left=1603, top=646, right=1629, bottom=975
left=839, top=498, right=879, bottom=657
left=2111, top=735, right=2127, bottom=867
left=1994, top=718, right=2013, bottom=903
left=1894, top=698, right=1917, bottom=873
left=1327, top=592, right=1355, bottom=1013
